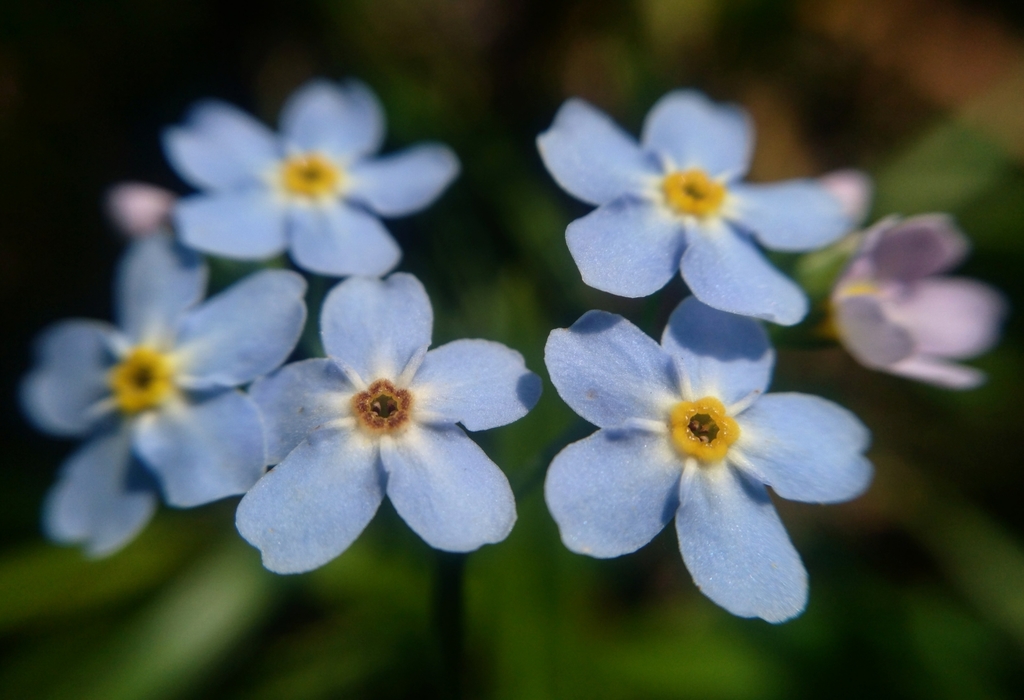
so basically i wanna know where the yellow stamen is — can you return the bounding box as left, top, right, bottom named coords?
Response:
left=281, top=153, right=343, bottom=198
left=109, top=347, right=175, bottom=414
left=662, top=169, right=726, bottom=218
left=834, top=281, right=879, bottom=299
left=669, top=396, right=740, bottom=463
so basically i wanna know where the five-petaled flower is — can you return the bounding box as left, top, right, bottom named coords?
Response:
left=163, top=79, right=460, bottom=277
left=21, top=235, right=307, bottom=556
left=543, top=297, right=873, bottom=622
left=236, top=273, right=542, bottom=573
left=831, top=215, right=1006, bottom=389
left=537, top=91, right=850, bottom=325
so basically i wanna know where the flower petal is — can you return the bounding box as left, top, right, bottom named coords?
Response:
left=279, top=79, right=385, bottom=159
left=545, top=311, right=679, bottom=429
left=819, top=169, right=873, bottom=225
left=729, top=180, right=850, bottom=251
left=566, top=196, right=685, bottom=298
left=236, top=424, right=383, bottom=574
left=886, top=355, right=985, bottom=389
left=833, top=295, right=914, bottom=368
left=733, top=393, right=872, bottom=504
left=249, top=359, right=356, bottom=465
left=133, top=391, right=266, bottom=507
left=174, top=191, right=288, bottom=259
left=347, top=144, right=460, bottom=217
left=105, top=182, right=177, bottom=238
left=320, top=273, right=433, bottom=381
left=42, top=425, right=157, bottom=557
left=869, top=215, right=968, bottom=282
left=21, top=320, right=119, bottom=437
left=288, top=202, right=402, bottom=277
left=115, top=235, right=207, bottom=346
left=536, top=98, right=660, bottom=206
left=680, top=224, right=808, bottom=326
left=676, top=464, right=807, bottom=622
left=660, top=297, right=774, bottom=406
left=887, top=278, right=1006, bottom=359
left=174, top=269, right=307, bottom=389
left=382, top=423, right=516, bottom=551
left=641, top=90, right=753, bottom=179
left=162, top=100, right=280, bottom=190
left=411, top=339, right=541, bottom=431
left=545, top=427, right=681, bottom=558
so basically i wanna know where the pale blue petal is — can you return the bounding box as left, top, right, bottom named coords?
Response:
left=566, top=196, right=685, bottom=298
left=174, top=191, right=288, bottom=259
left=676, top=465, right=807, bottom=622
left=833, top=295, right=914, bottom=368
left=641, top=90, right=753, bottom=179
left=115, top=235, right=207, bottom=346
left=236, top=424, right=383, bottom=574
left=734, top=393, right=872, bottom=504
left=21, top=320, right=118, bottom=437
left=42, top=425, right=157, bottom=557
left=382, top=424, right=516, bottom=551
left=545, top=428, right=681, bottom=558
left=279, top=79, right=385, bottom=159
left=162, top=100, right=280, bottom=190
left=249, top=359, right=355, bottom=465
left=320, top=273, right=432, bottom=381
left=347, top=144, right=460, bottom=217
left=729, top=180, right=849, bottom=251
left=133, top=391, right=266, bottom=507
left=545, top=311, right=679, bottom=429
left=537, top=98, right=660, bottom=206
left=288, top=202, right=402, bottom=277
left=174, top=270, right=307, bottom=389
left=660, top=297, right=774, bottom=406
left=411, top=340, right=541, bottom=431
left=680, top=225, right=808, bottom=326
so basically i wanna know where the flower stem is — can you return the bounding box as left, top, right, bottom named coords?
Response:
left=435, top=551, right=466, bottom=699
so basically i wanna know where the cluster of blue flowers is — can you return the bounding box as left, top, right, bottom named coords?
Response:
left=23, top=80, right=1004, bottom=623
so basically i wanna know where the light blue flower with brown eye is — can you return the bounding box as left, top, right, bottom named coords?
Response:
left=537, top=91, right=851, bottom=325
left=21, top=235, right=307, bottom=556
left=236, top=273, right=542, bottom=574
left=162, top=79, right=460, bottom=277
left=543, top=297, right=873, bottom=622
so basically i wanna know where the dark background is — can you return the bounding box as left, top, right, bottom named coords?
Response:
left=3, top=1, right=1024, bottom=698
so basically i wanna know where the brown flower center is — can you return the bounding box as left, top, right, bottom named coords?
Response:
left=352, top=379, right=412, bottom=433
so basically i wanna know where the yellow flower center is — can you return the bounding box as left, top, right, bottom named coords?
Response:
left=662, top=169, right=726, bottom=218
left=352, top=379, right=413, bottom=434
left=109, top=347, right=175, bottom=414
left=834, top=281, right=879, bottom=299
left=669, top=396, right=740, bottom=463
left=281, top=153, right=343, bottom=198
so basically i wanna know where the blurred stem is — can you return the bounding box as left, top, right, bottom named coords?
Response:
left=435, top=551, right=466, bottom=700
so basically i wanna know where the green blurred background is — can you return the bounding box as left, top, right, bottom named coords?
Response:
left=3, top=0, right=1024, bottom=697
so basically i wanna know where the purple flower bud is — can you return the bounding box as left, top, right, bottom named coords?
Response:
left=105, top=182, right=177, bottom=239
left=831, top=215, right=1007, bottom=389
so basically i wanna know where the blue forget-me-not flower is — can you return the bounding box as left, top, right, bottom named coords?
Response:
left=543, top=297, right=872, bottom=622
left=163, top=79, right=460, bottom=277
left=21, top=235, right=307, bottom=555
left=537, top=91, right=850, bottom=325
left=236, top=273, right=542, bottom=574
